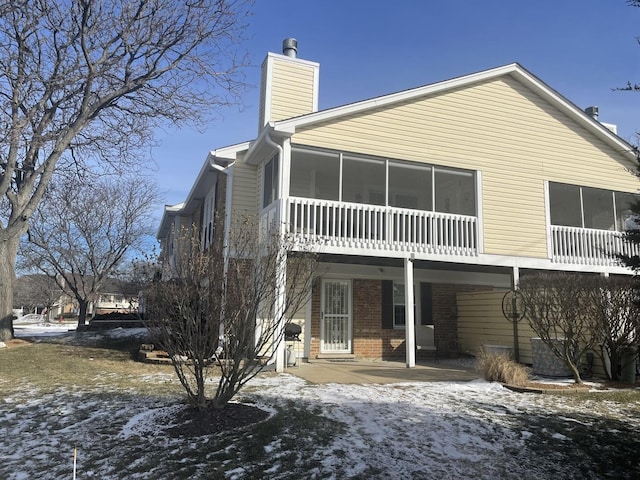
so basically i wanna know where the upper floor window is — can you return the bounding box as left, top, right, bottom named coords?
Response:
left=389, top=161, right=432, bottom=210
left=263, top=153, right=279, bottom=208
left=201, top=186, right=216, bottom=250
left=342, top=155, right=386, bottom=205
left=549, top=181, right=637, bottom=231
left=290, top=146, right=476, bottom=216
left=289, top=149, right=339, bottom=200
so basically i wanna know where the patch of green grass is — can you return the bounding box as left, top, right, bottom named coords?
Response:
left=0, top=339, right=179, bottom=397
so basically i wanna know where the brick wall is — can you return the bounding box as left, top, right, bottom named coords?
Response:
left=352, top=279, right=406, bottom=359
left=309, top=279, right=411, bottom=360
left=309, top=279, right=493, bottom=359
left=309, top=282, right=321, bottom=358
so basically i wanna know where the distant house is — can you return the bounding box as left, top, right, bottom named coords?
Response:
left=14, top=274, right=138, bottom=321
left=157, top=39, right=640, bottom=371
left=60, top=277, right=139, bottom=319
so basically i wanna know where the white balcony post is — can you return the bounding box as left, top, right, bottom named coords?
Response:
left=274, top=255, right=287, bottom=372
left=274, top=198, right=288, bottom=373
left=404, top=257, right=416, bottom=368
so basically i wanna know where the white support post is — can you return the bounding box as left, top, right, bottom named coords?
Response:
left=274, top=196, right=288, bottom=373
left=511, top=265, right=521, bottom=362
left=404, top=257, right=416, bottom=368
left=511, top=265, right=520, bottom=290
left=274, top=246, right=287, bottom=373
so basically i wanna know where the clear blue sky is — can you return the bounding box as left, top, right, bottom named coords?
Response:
left=154, top=0, right=640, bottom=210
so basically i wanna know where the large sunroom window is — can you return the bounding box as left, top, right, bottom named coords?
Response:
left=388, top=161, right=432, bottom=210
left=549, top=181, right=637, bottom=231
left=342, top=155, right=386, bottom=205
left=289, top=146, right=476, bottom=216
left=435, top=168, right=475, bottom=216
left=289, top=149, right=339, bottom=200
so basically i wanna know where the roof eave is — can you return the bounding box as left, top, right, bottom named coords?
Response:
left=245, top=123, right=293, bottom=165
left=272, top=62, right=637, bottom=164
left=156, top=203, right=184, bottom=240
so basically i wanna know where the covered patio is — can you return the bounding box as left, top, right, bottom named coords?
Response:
left=284, top=358, right=478, bottom=384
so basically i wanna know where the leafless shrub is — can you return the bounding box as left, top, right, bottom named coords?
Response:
left=518, top=273, right=600, bottom=384
left=144, top=217, right=318, bottom=410
left=587, top=276, right=639, bottom=381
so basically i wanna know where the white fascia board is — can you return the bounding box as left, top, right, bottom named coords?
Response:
left=208, top=141, right=251, bottom=167
left=274, top=63, right=520, bottom=132
left=509, top=67, right=637, bottom=164
left=245, top=124, right=292, bottom=165
left=157, top=202, right=185, bottom=240
left=181, top=142, right=251, bottom=215
left=181, top=158, right=218, bottom=214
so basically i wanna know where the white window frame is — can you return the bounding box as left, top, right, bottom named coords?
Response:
left=263, top=153, right=279, bottom=208
left=201, top=185, right=216, bottom=250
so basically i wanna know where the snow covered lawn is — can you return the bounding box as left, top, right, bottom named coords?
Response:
left=1, top=328, right=639, bottom=479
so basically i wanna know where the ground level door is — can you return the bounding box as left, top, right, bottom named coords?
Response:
left=415, top=282, right=435, bottom=350
left=321, top=279, right=352, bottom=353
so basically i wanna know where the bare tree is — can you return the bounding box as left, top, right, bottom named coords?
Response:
left=144, top=219, right=318, bottom=410
left=119, top=251, right=162, bottom=318
left=519, top=273, right=601, bottom=384
left=0, top=0, right=251, bottom=340
left=19, top=174, right=159, bottom=327
left=13, top=274, right=61, bottom=318
left=588, top=276, right=640, bottom=381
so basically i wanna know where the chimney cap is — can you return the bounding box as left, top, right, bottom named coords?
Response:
left=282, top=38, right=298, bottom=58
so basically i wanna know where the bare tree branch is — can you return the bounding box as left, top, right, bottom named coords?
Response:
left=19, top=173, right=159, bottom=327
left=519, top=273, right=601, bottom=384
left=144, top=217, right=318, bottom=411
left=0, top=0, right=251, bottom=340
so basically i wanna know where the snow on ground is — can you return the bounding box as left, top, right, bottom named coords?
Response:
left=13, top=322, right=77, bottom=337
left=1, top=328, right=639, bottom=479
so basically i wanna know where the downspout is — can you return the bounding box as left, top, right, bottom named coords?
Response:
left=264, top=131, right=284, bottom=202
left=217, top=161, right=233, bottom=358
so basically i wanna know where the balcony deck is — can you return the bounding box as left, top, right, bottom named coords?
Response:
left=263, top=197, right=478, bottom=257
left=550, top=225, right=638, bottom=267
left=261, top=198, right=638, bottom=270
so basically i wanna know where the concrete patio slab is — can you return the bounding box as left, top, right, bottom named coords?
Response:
left=285, top=358, right=479, bottom=384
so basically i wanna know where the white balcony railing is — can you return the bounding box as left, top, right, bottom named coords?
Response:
left=550, top=225, right=639, bottom=266
left=283, top=197, right=478, bottom=256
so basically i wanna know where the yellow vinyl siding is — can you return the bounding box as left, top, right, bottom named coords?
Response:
left=269, top=57, right=316, bottom=122
left=291, top=75, right=639, bottom=259
left=231, top=152, right=258, bottom=218
left=457, top=290, right=536, bottom=365
left=457, top=290, right=608, bottom=375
